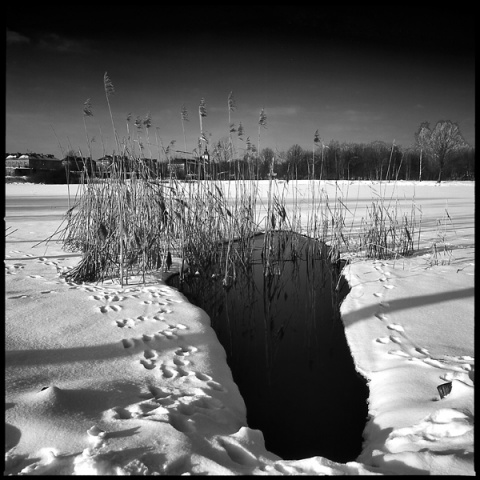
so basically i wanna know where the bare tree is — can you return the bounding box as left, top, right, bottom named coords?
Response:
left=415, top=120, right=468, bottom=183
left=414, top=121, right=430, bottom=182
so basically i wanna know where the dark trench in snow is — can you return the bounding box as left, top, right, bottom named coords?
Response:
left=168, top=232, right=369, bottom=463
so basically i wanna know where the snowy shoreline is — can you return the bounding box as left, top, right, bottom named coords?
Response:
left=5, top=181, right=474, bottom=475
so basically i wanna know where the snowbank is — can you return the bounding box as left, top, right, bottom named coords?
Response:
left=5, top=181, right=474, bottom=475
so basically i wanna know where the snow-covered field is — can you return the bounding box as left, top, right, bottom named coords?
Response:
left=5, top=180, right=474, bottom=475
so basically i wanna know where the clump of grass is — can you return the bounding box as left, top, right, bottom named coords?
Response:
left=53, top=74, right=428, bottom=287
left=427, top=208, right=455, bottom=266
left=360, top=199, right=415, bottom=259
left=61, top=163, right=172, bottom=284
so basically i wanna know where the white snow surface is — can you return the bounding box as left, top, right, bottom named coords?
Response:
left=5, top=180, right=474, bottom=475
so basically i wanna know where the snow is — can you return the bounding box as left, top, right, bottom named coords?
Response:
left=5, top=180, right=474, bottom=475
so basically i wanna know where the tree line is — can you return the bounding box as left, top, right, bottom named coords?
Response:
left=207, top=120, right=474, bottom=182
left=11, top=120, right=473, bottom=184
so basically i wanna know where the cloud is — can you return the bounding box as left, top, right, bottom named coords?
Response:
left=6, top=29, right=30, bottom=45
left=37, top=33, right=89, bottom=53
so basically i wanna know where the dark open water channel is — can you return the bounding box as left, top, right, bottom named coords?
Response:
left=168, top=232, right=369, bottom=463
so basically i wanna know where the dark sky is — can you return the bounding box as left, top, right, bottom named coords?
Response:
left=6, top=6, right=475, bottom=158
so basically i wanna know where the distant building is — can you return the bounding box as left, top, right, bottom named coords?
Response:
left=4, top=153, right=90, bottom=178
left=4, top=153, right=50, bottom=176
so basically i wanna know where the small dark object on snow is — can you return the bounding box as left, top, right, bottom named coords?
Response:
left=437, top=382, right=452, bottom=399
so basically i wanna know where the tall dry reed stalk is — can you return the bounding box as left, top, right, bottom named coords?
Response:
left=55, top=75, right=426, bottom=289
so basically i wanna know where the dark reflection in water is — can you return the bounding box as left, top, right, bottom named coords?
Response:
left=168, top=232, right=368, bottom=463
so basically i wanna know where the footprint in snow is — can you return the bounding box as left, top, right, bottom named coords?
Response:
left=388, top=349, right=411, bottom=358
left=159, top=324, right=188, bottom=340
left=415, top=347, right=429, bottom=356
left=376, top=336, right=391, bottom=344
left=206, top=380, right=227, bottom=392
left=422, top=357, right=445, bottom=369
left=143, top=349, right=156, bottom=359
left=387, top=323, right=404, bottom=332
left=87, top=425, right=107, bottom=439
left=440, top=371, right=469, bottom=383
left=383, top=284, right=395, bottom=289
left=97, top=305, right=122, bottom=313
left=140, top=359, right=157, bottom=370
left=389, top=335, right=402, bottom=344
left=160, top=330, right=178, bottom=340
left=375, top=312, right=388, bottom=321
left=115, top=318, right=137, bottom=329
left=121, top=338, right=135, bottom=349
left=89, top=294, right=123, bottom=302
left=175, top=346, right=198, bottom=357
left=173, top=357, right=190, bottom=367
left=160, top=364, right=177, bottom=378
left=194, top=372, right=212, bottom=382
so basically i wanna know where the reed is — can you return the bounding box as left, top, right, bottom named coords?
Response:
left=55, top=75, right=429, bottom=288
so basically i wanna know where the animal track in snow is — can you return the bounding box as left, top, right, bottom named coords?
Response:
left=157, top=307, right=173, bottom=315
left=110, top=406, right=134, bottom=420
left=140, top=359, right=157, bottom=370
left=387, top=323, right=404, bottom=332
left=160, top=364, right=178, bottom=378
left=121, top=338, right=135, bottom=349
left=158, top=324, right=188, bottom=340
left=115, top=318, right=137, bottom=329
left=173, top=357, right=190, bottom=367
left=97, top=304, right=122, bottom=313
left=376, top=336, right=390, bottom=344
left=141, top=300, right=165, bottom=305
left=194, top=372, right=212, bottom=382
left=440, top=371, right=469, bottom=383
left=375, top=312, right=388, bottom=321
left=422, top=358, right=445, bottom=369
left=206, top=380, right=226, bottom=392
left=90, top=294, right=124, bottom=302
left=5, top=262, right=24, bottom=270
left=175, top=346, right=198, bottom=357
left=143, top=349, right=157, bottom=360
left=160, top=330, right=177, bottom=340
left=388, top=349, right=410, bottom=358
left=389, top=335, right=402, bottom=344
left=383, top=284, right=395, bottom=289
left=415, top=347, right=429, bottom=356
